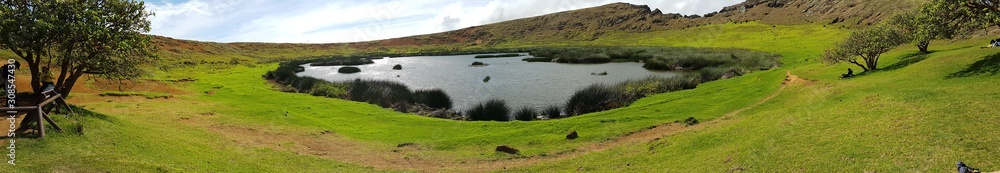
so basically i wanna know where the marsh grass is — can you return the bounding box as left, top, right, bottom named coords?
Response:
left=513, top=107, right=537, bottom=121
left=466, top=99, right=511, bottom=121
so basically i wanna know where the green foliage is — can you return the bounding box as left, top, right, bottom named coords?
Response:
left=311, top=57, right=374, bottom=66
left=513, top=107, right=537, bottom=121
left=0, top=0, right=155, bottom=96
left=823, top=24, right=909, bottom=71
left=887, top=4, right=957, bottom=53
left=309, top=82, right=347, bottom=98
left=466, top=99, right=511, bottom=121
left=337, top=66, right=361, bottom=74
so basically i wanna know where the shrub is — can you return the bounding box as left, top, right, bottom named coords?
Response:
left=542, top=105, right=561, bottom=119
left=513, top=107, right=536, bottom=121
left=413, top=89, right=453, bottom=109
left=338, top=66, right=361, bottom=74
left=346, top=79, right=414, bottom=108
left=466, top=99, right=511, bottom=121
left=565, top=84, right=631, bottom=116
left=310, top=82, right=347, bottom=98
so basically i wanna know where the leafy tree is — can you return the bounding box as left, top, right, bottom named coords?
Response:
left=888, top=4, right=956, bottom=53
left=0, top=0, right=154, bottom=96
left=823, top=24, right=909, bottom=72
left=925, top=0, right=1000, bottom=31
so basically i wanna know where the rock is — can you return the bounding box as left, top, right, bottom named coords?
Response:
left=495, top=145, right=519, bottom=154
left=392, top=64, right=402, bottom=70
left=483, top=76, right=491, bottom=82
left=566, top=131, right=579, bottom=140
left=471, top=61, right=487, bottom=66
left=683, top=117, right=699, bottom=126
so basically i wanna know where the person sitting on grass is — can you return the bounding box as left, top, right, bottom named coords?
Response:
left=957, top=161, right=981, bottom=173
left=840, top=68, right=854, bottom=78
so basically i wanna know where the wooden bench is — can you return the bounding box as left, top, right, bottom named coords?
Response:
left=2, top=90, right=73, bottom=138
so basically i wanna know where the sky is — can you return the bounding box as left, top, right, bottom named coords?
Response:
left=144, top=0, right=743, bottom=43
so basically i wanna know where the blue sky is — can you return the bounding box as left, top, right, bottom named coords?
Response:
left=144, top=0, right=742, bottom=43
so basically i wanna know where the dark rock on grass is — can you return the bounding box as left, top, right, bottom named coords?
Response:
left=566, top=131, right=579, bottom=140
left=495, top=145, right=519, bottom=154
left=684, top=117, right=699, bottom=126
left=393, top=64, right=402, bottom=70
left=338, top=66, right=361, bottom=74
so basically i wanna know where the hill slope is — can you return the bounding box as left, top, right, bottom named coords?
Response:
left=6, top=0, right=998, bottom=172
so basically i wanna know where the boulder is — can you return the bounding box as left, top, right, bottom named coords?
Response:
left=392, top=64, right=402, bottom=70
left=566, top=131, right=579, bottom=140
left=495, top=145, right=519, bottom=154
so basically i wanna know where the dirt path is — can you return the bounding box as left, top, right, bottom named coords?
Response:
left=77, top=72, right=807, bottom=172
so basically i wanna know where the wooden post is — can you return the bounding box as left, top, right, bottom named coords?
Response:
left=36, top=107, right=44, bottom=138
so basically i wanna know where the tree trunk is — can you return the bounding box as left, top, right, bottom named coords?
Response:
left=917, top=41, right=930, bottom=54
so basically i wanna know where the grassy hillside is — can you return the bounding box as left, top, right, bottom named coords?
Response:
left=7, top=19, right=997, bottom=172
left=3, top=0, right=998, bottom=171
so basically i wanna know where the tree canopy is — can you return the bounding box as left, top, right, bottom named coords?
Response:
left=823, top=24, right=909, bottom=72
left=0, top=0, right=155, bottom=96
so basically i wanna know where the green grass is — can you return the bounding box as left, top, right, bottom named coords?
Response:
left=7, top=21, right=998, bottom=172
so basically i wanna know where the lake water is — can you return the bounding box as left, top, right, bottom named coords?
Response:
left=297, top=53, right=680, bottom=111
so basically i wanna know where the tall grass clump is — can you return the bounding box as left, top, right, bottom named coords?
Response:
left=466, top=99, right=511, bottom=121
left=564, top=84, right=631, bottom=116
left=563, top=75, right=702, bottom=117
left=542, top=105, right=562, bottom=119
left=346, top=79, right=414, bottom=108
left=513, top=107, right=537, bottom=121
left=413, top=89, right=453, bottom=109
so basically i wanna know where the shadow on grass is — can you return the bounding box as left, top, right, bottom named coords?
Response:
left=67, top=105, right=114, bottom=123
left=882, top=52, right=929, bottom=71
left=947, top=52, right=1000, bottom=78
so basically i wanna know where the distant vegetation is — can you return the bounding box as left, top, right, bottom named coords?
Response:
left=527, top=47, right=780, bottom=71
left=474, top=53, right=522, bottom=58
left=312, top=57, right=374, bottom=66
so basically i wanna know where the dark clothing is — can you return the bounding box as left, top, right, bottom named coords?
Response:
left=958, top=161, right=978, bottom=173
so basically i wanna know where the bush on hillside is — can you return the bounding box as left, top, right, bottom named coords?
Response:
left=310, top=82, right=347, bottom=98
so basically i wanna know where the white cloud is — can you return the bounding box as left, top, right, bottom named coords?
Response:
left=145, top=0, right=742, bottom=43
